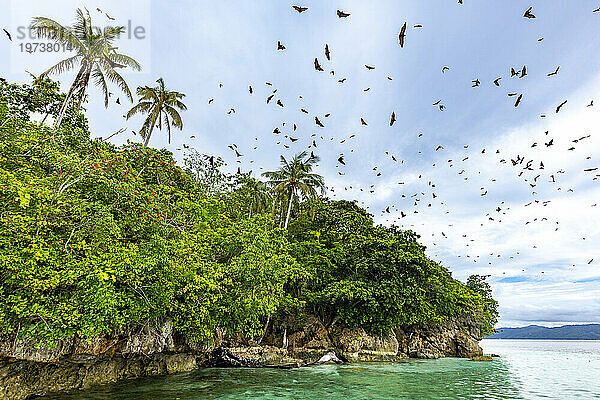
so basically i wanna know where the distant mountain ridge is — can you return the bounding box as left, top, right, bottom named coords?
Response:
left=486, top=324, right=600, bottom=340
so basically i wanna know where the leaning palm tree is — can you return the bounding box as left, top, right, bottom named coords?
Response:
left=127, top=78, right=187, bottom=147
left=32, top=8, right=141, bottom=127
left=262, top=151, right=325, bottom=229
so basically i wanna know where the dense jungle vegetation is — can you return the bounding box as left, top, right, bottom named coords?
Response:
left=0, top=78, right=497, bottom=345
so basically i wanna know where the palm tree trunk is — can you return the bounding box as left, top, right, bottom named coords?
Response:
left=143, top=121, right=156, bottom=148
left=272, top=199, right=282, bottom=228
left=283, top=189, right=294, bottom=229
left=54, top=85, right=75, bottom=128
left=136, top=121, right=158, bottom=178
left=74, top=66, right=91, bottom=112
left=55, top=64, right=87, bottom=128
left=75, top=86, right=87, bottom=113
left=41, top=106, right=51, bottom=124
left=278, top=199, right=284, bottom=228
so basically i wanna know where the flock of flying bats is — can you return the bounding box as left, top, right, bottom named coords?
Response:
left=2, top=4, right=598, bottom=273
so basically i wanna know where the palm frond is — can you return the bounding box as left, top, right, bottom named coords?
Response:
left=108, top=52, right=141, bottom=71
left=172, top=99, right=188, bottom=110
left=102, top=26, right=126, bottom=42
left=126, top=101, right=154, bottom=119
left=71, top=8, right=91, bottom=40
left=164, top=109, right=171, bottom=139
left=164, top=106, right=183, bottom=129
left=103, top=66, right=133, bottom=101
left=40, top=54, right=81, bottom=76
left=91, top=66, right=109, bottom=107
left=139, top=111, right=157, bottom=139
left=31, top=16, right=86, bottom=53
left=136, top=85, right=158, bottom=101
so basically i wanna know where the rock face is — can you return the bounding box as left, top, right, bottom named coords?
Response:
left=0, top=353, right=197, bottom=400
left=0, top=315, right=483, bottom=399
left=470, top=355, right=493, bottom=361
left=0, top=321, right=177, bottom=363
left=395, top=316, right=484, bottom=359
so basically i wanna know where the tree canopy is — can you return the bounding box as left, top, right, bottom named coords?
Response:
left=0, top=78, right=497, bottom=346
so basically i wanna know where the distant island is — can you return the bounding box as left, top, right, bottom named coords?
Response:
left=487, top=324, right=600, bottom=340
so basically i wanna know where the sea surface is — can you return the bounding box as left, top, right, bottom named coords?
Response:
left=50, top=340, right=600, bottom=399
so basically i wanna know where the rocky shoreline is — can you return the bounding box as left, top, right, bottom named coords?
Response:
left=0, top=316, right=484, bottom=399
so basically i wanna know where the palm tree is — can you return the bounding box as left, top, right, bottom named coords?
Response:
left=262, top=152, right=325, bottom=229
left=236, top=176, right=272, bottom=218
left=32, top=8, right=141, bottom=127
left=127, top=78, right=187, bottom=147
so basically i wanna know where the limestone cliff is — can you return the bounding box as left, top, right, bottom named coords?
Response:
left=0, top=316, right=483, bottom=399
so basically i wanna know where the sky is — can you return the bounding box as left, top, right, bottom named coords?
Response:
left=1, top=0, right=599, bottom=328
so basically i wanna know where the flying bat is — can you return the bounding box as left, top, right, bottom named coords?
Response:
left=547, top=66, right=560, bottom=76
left=556, top=100, right=567, bottom=113
left=314, top=58, right=324, bottom=71
left=514, top=94, right=523, bottom=107
left=524, top=6, right=536, bottom=19
left=398, top=22, right=407, bottom=47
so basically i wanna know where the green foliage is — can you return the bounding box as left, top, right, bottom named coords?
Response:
left=0, top=79, right=279, bottom=343
left=466, top=275, right=499, bottom=336
left=183, top=150, right=229, bottom=196
left=0, top=77, right=87, bottom=130
left=0, top=78, right=497, bottom=346
left=262, top=151, right=325, bottom=229
left=286, top=200, right=492, bottom=334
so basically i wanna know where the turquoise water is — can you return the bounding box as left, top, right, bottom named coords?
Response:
left=50, top=340, right=600, bottom=399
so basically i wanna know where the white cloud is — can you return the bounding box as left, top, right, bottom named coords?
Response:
left=355, top=75, right=600, bottom=327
